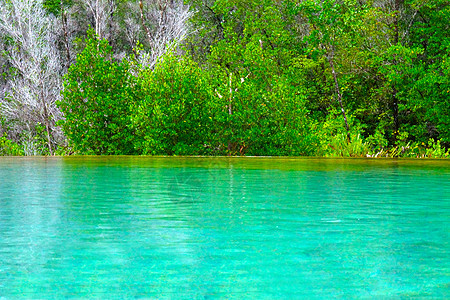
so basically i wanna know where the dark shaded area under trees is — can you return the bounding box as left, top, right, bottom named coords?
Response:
left=0, top=0, right=449, bottom=157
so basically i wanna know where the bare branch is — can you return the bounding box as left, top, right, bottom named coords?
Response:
left=0, top=0, right=64, bottom=154
left=82, top=0, right=116, bottom=40
left=138, top=0, right=193, bottom=69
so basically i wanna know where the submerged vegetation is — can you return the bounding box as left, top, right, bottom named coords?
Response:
left=0, top=0, right=449, bottom=157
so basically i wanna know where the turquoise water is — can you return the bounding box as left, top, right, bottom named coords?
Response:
left=0, top=157, right=449, bottom=298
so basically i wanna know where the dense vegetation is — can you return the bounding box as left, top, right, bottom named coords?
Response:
left=1, top=0, right=449, bottom=157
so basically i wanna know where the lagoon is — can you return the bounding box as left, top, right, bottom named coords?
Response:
left=0, top=157, right=449, bottom=298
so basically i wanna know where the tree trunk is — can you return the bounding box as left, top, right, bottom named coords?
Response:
left=392, top=0, right=403, bottom=137
left=328, top=56, right=350, bottom=141
left=392, top=87, right=399, bottom=134
left=40, top=92, right=53, bottom=156
left=227, top=72, right=233, bottom=154
left=61, top=1, right=71, bottom=69
left=139, top=0, right=153, bottom=44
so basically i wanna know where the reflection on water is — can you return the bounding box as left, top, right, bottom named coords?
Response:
left=0, top=157, right=449, bottom=298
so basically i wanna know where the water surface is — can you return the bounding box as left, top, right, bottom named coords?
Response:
left=0, top=157, right=449, bottom=298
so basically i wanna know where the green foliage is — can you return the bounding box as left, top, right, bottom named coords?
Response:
left=43, top=0, right=72, bottom=15
left=366, top=126, right=389, bottom=154
left=366, top=139, right=449, bottom=159
left=12, top=1, right=447, bottom=157
left=0, top=134, right=23, bottom=156
left=29, top=123, right=55, bottom=155
left=210, top=70, right=317, bottom=156
left=325, top=133, right=369, bottom=158
left=316, top=109, right=369, bottom=157
left=425, top=139, right=450, bottom=158
left=202, top=0, right=318, bottom=155
left=132, top=54, right=214, bottom=155
left=58, top=32, right=138, bottom=155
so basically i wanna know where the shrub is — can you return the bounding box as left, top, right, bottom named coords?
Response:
left=317, top=108, right=369, bottom=157
left=58, top=33, right=138, bottom=155
left=132, top=54, right=214, bottom=155
left=0, top=134, right=24, bottom=156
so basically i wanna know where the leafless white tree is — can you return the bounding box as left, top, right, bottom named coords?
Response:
left=0, top=0, right=64, bottom=155
left=80, top=0, right=116, bottom=40
left=123, top=3, right=142, bottom=50
left=137, top=0, right=193, bottom=69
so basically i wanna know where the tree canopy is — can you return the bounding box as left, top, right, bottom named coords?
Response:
left=0, top=0, right=449, bottom=157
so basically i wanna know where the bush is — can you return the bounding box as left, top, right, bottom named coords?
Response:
left=0, top=134, right=24, bottom=156
left=212, top=73, right=318, bottom=156
left=132, top=54, right=215, bottom=155
left=316, top=108, right=370, bottom=157
left=58, top=33, right=138, bottom=155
